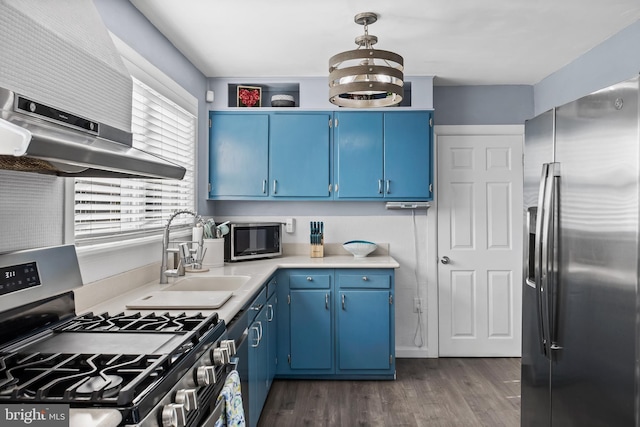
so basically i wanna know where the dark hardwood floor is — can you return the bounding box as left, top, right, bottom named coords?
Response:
left=257, top=358, right=521, bottom=427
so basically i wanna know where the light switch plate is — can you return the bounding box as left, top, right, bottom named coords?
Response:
left=285, top=218, right=295, bottom=233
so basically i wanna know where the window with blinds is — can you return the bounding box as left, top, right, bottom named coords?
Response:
left=74, top=77, right=196, bottom=244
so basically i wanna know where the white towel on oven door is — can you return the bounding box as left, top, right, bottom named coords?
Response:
left=214, top=370, right=245, bottom=427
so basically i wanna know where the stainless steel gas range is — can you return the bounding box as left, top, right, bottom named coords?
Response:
left=0, top=245, right=239, bottom=427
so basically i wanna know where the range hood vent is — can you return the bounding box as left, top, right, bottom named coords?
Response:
left=0, top=0, right=186, bottom=180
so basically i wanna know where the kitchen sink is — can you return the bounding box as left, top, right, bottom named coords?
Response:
left=163, top=275, right=251, bottom=292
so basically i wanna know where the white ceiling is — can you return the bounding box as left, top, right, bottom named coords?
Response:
left=130, top=0, right=640, bottom=86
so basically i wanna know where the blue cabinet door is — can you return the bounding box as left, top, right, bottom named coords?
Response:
left=383, top=111, right=432, bottom=199
left=269, top=113, right=331, bottom=198
left=290, top=289, right=332, bottom=370
left=248, top=305, right=268, bottom=427
left=209, top=113, right=269, bottom=197
left=334, top=112, right=384, bottom=198
left=337, top=290, right=391, bottom=371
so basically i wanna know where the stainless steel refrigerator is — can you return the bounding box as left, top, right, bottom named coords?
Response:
left=521, top=76, right=639, bottom=426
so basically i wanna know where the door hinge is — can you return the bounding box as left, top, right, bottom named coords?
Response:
left=287, top=295, right=291, bottom=305
left=288, top=354, right=291, bottom=365
left=208, top=183, right=212, bottom=193
left=429, top=183, right=433, bottom=193
left=209, top=118, right=212, bottom=128
left=390, top=354, right=393, bottom=365
left=429, top=117, right=433, bottom=127
left=389, top=294, right=393, bottom=305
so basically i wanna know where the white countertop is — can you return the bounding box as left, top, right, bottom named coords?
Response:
left=70, top=253, right=397, bottom=427
left=75, top=254, right=399, bottom=325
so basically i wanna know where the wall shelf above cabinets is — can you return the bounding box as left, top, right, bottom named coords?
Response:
left=227, top=83, right=300, bottom=108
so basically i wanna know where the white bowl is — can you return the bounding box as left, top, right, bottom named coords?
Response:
left=343, top=240, right=377, bottom=258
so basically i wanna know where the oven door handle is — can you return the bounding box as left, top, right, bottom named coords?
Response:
left=201, top=394, right=226, bottom=427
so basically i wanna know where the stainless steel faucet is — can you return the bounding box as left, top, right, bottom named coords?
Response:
left=160, top=210, right=204, bottom=284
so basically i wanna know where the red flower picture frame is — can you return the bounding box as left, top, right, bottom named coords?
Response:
left=237, top=85, right=262, bottom=107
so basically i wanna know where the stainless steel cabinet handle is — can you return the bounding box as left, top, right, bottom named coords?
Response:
left=342, top=294, right=346, bottom=310
left=306, top=276, right=312, bottom=281
left=251, top=304, right=263, bottom=311
left=273, top=180, right=277, bottom=194
left=362, top=276, right=368, bottom=281
left=325, top=293, right=329, bottom=309
left=262, top=179, right=267, bottom=194
left=386, top=179, right=391, bottom=194
left=257, top=321, right=263, bottom=342
left=378, top=179, right=383, bottom=194
left=250, top=325, right=260, bottom=348
left=267, top=304, right=274, bottom=321
left=440, top=256, right=450, bottom=264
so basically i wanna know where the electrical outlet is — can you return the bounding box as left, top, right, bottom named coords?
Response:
left=413, top=298, right=424, bottom=313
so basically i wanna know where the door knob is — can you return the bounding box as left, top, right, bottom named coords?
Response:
left=440, top=256, right=450, bottom=265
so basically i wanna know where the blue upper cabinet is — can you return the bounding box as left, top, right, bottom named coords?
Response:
left=334, top=112, right=384, bottom=198
left=269, top=113, right=332, bottom=198
left=209, top=110, right=432, bottom=200
left=384, top=111, right=432, bottom=200
left=334, top=111, right=432, bottom=200
left=209, top=112, right=269, bottom=198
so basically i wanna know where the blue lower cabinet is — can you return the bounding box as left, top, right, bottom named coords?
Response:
left=247, top=282, right=273, bottom=427
left=337, top=290, right=392, bottom=371
left=266, top=289, right=277, bottom=390
left=278, top=268, right=395, bottom=379
left=289, top=289, right=333, bottom=371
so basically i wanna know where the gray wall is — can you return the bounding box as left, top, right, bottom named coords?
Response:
left=534, top=19, right=640, bottom=115
left=93, top=0, right=213, bottom=216
left=433, top=85, right=534, bottom=125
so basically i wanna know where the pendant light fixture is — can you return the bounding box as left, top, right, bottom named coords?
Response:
left=329, top=12, right=404, bottom=108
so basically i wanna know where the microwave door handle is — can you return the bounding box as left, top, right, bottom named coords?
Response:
left=535, top=163, right=550, bottom=358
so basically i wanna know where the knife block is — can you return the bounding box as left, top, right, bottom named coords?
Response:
left=310, top=242, right=324, bottom=258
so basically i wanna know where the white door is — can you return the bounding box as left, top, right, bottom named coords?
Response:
left=437, top=128, right=523, bottom=356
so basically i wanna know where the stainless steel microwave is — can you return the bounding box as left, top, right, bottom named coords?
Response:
left=224, top=222, right=282, bottom=261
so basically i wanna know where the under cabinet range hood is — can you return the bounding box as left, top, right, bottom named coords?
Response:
left=0, top=0, right=186, bottom=179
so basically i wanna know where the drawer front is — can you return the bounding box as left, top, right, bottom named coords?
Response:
left=337, top=271, right=391, bottom=289
left=289, top=271, right=331, bottom=289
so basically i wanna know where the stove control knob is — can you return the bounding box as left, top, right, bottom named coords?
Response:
left=175, top=388, right=198, bottom=411
left=212, top=347, right=230, bottom=366
left=195, top=365, right=216, bottom=386
left=221, top=339, right=237, bottom=356
left=162, top=403, right=186, bottom=427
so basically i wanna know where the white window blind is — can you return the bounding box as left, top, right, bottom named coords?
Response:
left=74, top=77, right=196, bottom=244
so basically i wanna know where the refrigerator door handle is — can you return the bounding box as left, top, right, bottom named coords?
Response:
left=535, top=163, right=551, bottom=358
left=548, top=164, right=562, bottom=351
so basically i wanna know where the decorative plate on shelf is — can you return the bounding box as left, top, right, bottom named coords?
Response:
left=237, top=85, right=262, bottom=107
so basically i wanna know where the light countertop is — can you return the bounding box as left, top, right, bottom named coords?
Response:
left=75, top=254, right=399, bottom=325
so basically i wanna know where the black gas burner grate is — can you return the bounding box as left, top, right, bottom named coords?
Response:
left=0, top=352, right=167, bottom=405
left=57, top=311, right=219, bottom=336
